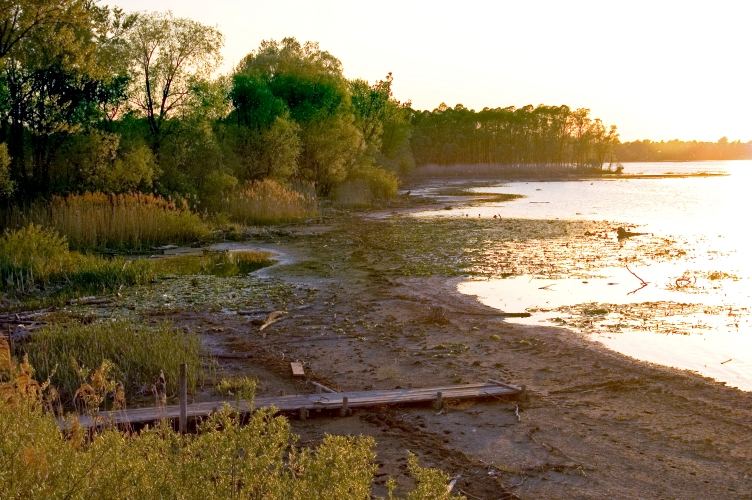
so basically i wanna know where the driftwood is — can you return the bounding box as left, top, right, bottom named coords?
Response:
left=259, top=311, right=288, bottom=335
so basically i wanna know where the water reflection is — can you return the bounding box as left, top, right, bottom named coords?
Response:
left=421, top=161, right=752, bottom=390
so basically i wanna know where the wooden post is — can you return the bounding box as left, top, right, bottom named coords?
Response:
left=179, top=363, right=187, bottom=434
left=340, top=396, right=349, bottom=417
left=435, top=391, right=444, bottom=410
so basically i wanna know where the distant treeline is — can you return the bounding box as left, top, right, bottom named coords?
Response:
left=411, top=104, right=619, bottom=169
left=615, top=139, right=752, bottom=162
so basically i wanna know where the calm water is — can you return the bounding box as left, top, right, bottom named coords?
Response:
left=420, top=161, right=752, bottom=390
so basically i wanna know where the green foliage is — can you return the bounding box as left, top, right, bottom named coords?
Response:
left=125, top=12, right=223, bottom=143
left=0, top=144, right=14, bottom=197
left=411, top=104, right=618, bottom=169
left=51, top=130, right=155, bottom=193
left=333, top=166, right=399, bottom=207
left=233, top=38, right=363, bottom=195
left=25, top=320, right=202, bottom=400
left=0, top=393, right=385, bottom=499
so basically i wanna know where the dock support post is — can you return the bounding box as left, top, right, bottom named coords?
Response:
left=179, top=363, right=187, bottom=434
left=340, top=396, right=349, bottom=417
left=434, top=391, right=444, bottom=410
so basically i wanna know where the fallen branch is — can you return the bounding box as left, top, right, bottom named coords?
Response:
left=625, top=264, right=648, bottom=286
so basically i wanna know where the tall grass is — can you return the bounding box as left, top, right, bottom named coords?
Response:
left=225, top=179, right=318, bottom=225
left=0, top=225, right=154, bottom=296
left=24, top=320, right=202, bottom=401
left=4, top=192, right=210, bottom=251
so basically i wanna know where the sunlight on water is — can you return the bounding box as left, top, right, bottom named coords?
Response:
left=437, top=161, right=752, bottom=390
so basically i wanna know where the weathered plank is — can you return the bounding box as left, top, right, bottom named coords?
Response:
left=62, top=380, right=522, bottom=430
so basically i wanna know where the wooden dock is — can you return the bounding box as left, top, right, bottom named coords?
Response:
left=65, top=380, right=523, bottom=430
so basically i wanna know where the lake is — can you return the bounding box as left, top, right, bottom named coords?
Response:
left=418, top=161, right=752, bottom=390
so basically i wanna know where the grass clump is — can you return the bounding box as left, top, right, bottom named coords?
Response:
left=224, top=179, right=318, bottom=225
left=23, top=320, right=202, bottom=402
left=5, top=192, right=210, bottom=251
left=0, top=225, right=154, bottom=298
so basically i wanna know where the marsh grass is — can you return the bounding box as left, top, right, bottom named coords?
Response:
left=4, top=192, right=210, bottom=251
left=225, top=179, right=318, bottom=225
left=0, top=225, right=155, bottom=297
left=333, top=166, right=399, bottom=208
left=23, top=320, right=203, bottom=402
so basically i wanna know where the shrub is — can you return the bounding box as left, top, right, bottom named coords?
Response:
left=333, top=165, right=399, bottom=207
left=7, top=192, right=210, bottom=250
left=225, top=179, right=318, bottom=225
left=24, top=320, right=202, bottom=401
left=0, top=357, right=458, bottom=498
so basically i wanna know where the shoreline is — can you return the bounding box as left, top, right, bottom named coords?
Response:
left=8, top=175, right=752, bottom=498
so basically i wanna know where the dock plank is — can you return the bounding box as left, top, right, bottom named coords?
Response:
left=63, top=381, right=522, bottom=430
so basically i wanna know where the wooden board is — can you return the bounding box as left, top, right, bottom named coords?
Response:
left=62, top=380, right=523, bottom=430
left=290, top=362, right=305, bottom=377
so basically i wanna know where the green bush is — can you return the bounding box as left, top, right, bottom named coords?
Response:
left=333, top=165, right=399, bottom=207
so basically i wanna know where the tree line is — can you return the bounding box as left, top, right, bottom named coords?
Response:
left=3, top=2, right=745, bottom=208
left=615, top=139, right=752, bottom=162
left=0, top=2, right=413, bottom=206
left=411, top=104, right=619, bottom=169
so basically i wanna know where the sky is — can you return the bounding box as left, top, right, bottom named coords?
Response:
left=108, top=0, right=752, bottom=142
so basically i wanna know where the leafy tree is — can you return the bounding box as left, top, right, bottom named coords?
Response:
left=125, top=12, right=222, bottom=148
left=233, top=38, right=362, bottom=194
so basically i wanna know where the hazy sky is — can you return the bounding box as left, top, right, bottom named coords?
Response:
left=108, top=0, right=751, bottom=141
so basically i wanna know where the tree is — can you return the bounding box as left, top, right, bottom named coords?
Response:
left=126, top=12, right=222, bottom=148
left=0, top=1, right=90, bottom=61
left=233, top=38, right=362, bottom=194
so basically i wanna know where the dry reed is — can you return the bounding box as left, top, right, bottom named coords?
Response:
left=5, top=192, right=210, bottom=250
left=224, top=180, right=318, bottom=225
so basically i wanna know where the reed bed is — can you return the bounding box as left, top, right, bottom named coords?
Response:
left=224, top=179, right=318, bottom=225
left=5, top=192, right=210, bottom=251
